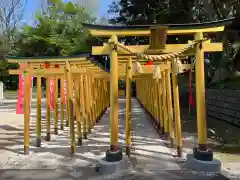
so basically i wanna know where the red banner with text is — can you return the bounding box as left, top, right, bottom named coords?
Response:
left=63, top=80, right=67, bottom=104
left=16, top=64, right=33, bottom=114
left=50, top=78, right=55, bottom=111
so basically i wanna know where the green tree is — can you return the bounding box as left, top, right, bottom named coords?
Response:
left=0, top=0, right=27, bottom=55
left=0, top=0, right=27, bottom=85
left=15, top=0, right=95, bottom=57
left=108, top=0, right=237, bottom=25
left=108, top=0, right=240, bottom=86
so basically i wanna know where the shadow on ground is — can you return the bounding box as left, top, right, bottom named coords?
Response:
left=180, top=107, right=240, bottom=155
left=0, top=98, right=186, bottom=179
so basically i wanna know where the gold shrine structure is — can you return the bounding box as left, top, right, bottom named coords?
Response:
left=7, top=18, right=233, bottom=163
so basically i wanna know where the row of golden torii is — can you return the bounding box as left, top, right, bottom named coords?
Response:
left=7, top=20, right=228, bottom=161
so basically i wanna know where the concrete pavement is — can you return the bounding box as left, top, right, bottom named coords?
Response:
left=0, top=97, right=232, bottom=179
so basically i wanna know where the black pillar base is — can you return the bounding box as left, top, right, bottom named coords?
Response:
left=154, top=122, right=161, bottom=136
left=160, top=127, right=165, bottom=135
left=193, top=147, right=213, bottom=161
left=70, top=146, right=75, bottom=155
left=105, top=147, right=123, bottom=162
left=83, top=132, right=88, bottom=139
left=96, top=118, right=100, bottom=123
left=177, top=146, right=183, bottom=157
left=46, top=133, right=50, bottom=141
left=77, top=138, right=82, bottom=146
left=164, top=132, right=169, bottom=140
left=54, top=128, right=58, bottom=135
left=156, top=122, right=160, bottom=129
left=36, top=137, right=41, bottom=147
left=65, top=121, right=69, bottom=127
left=126, top=146, right=131, bottom=157
left=170, top=138, right=174, bottom=148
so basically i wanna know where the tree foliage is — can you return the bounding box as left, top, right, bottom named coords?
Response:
left=0, top=0, right=97, bottom=88
left=0, top=0, right=27, bottom=56
left=1, top=0, right=240, bottom=89
left=108, top=0, right=238, bottom=25
left=14, top=0, right=95, bottom=57
left=108, top=0, right=240, bottom=85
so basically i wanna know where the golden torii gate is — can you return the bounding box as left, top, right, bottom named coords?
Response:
left=7, top=56, right=110, bottom=155
left=83, top=18, right=230, bottom=163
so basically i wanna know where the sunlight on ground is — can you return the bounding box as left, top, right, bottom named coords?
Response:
left=0, top=96, right=239, bottom=179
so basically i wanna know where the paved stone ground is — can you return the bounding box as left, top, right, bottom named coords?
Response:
left=0, top=97, right=235, bottom=180
left=179, top=108, right=240, bottom=179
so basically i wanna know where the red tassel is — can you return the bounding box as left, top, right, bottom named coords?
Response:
left=189, top=95, right=194, bottom=106
left=188, top=70, right=195, bottom=107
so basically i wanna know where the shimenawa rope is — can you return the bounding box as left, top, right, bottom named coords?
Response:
left=109, top=38, right=207, bottom=78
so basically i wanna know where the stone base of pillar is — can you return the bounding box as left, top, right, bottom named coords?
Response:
left=184, top=154, right=221, bottom=173
left=96, top=149, right=128, bottom=175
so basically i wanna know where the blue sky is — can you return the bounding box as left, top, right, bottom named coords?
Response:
left=22, top=0, right=114, bottom=24
left=99, top=0, right=113, bottom=17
